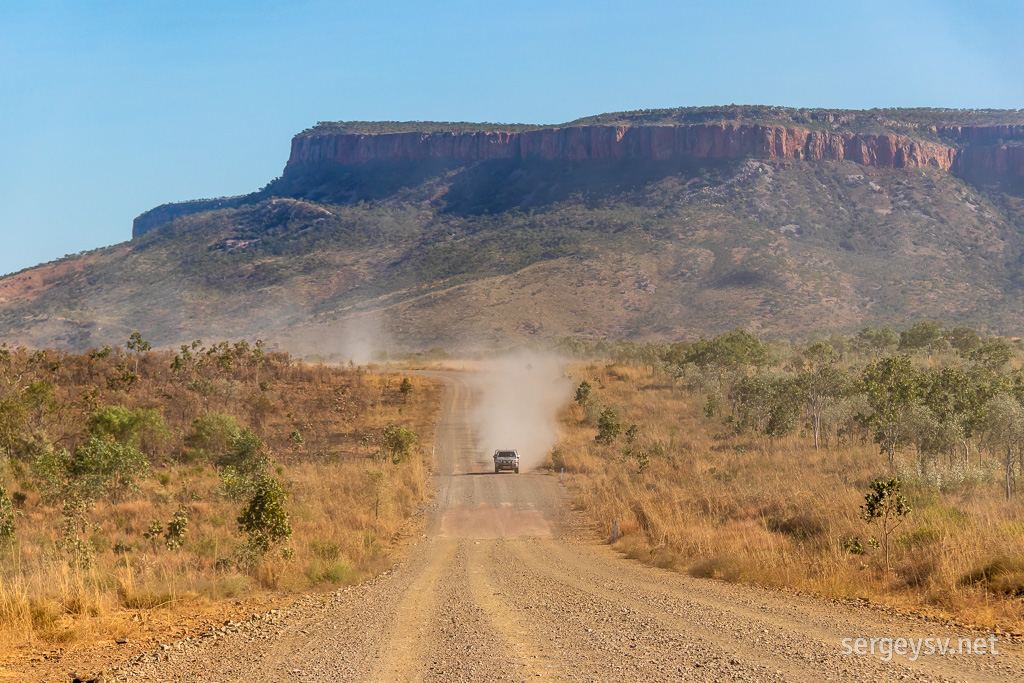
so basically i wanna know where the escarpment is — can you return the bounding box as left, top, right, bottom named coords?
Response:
left=132, top=109, right=1024, bottom=237
left=285, top=123, right=961, bottom=171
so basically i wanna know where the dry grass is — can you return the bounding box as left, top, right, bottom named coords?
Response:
left=556, top=361, right=1024, bottom=631
left=0, top=352, right=440, bottom=662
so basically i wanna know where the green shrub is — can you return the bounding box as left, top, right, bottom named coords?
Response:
left=219, top=465, right=256, bottom=501
left=596, top=408, right=622, bottom=444
left=218, top=429, right=268, bottom=475
left=310, top=540, right=341, bottom=561
left=574, top=380, right=592, bottom=406
left=33, top=437, right=149, bottom=505
left=306, top=558, right=352, bottom=585
left=87, top=406, right=169, bottom=457
left=185, top=413, right=239, bottom=462
left=238, top=474, right=291, bottom=555
left=0, top=484, right=15, bottom=543
left=381, top=424, right=417, bottom=464
left=165, top=508, right=188, bottom=550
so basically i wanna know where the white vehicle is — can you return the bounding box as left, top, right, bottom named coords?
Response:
left=493, top=449, right=520, bottom=474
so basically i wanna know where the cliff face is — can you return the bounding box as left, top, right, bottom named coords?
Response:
left=938, top=125, right=1024, bottom=178
left=286, top=123, right=959, bottom=171
left=285, top=122, right=1024, bottom=183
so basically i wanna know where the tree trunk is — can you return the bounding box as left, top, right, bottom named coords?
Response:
left=882, top=508, right=891, bottom=575
left=1007, top=445, right=1013, bottom=501
left=1018, top=448, right=1023, bottom=494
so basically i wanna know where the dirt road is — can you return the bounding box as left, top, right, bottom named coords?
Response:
left=110, top=372, right=1024, bottom=681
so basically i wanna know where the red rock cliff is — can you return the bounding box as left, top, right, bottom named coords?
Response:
left=286, top=122, right=1024, bottom=180
left=286, top=123, right=960, bottom=172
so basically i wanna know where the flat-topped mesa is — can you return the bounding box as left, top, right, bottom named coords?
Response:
left=134, top=116, right=1024, bottom=239
left=286, top=123, right=960, bottom=171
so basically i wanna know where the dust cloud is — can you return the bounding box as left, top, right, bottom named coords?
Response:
left=284, top=311, right=392, bottom=364
left=335, top=311, right=391, bottom=365
left=468, top=353, right=573, bottom=471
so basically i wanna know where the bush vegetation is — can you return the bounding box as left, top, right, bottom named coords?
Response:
left=0, top=337, right=439, bottom=657
left=554, top=322, right=1024, bottom=630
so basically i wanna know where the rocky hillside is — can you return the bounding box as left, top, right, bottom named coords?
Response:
left=6, top=106, right=1024, bottom=352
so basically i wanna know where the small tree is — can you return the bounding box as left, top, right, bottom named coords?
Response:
left=855, top=326, right=898, bottom=357
left=857, top=355, right=923, bottom=468
left=0, top=397, right=28, bottom=461
left=596, top=408, right=622, bottom=444
left=73, top=436, right=150, bottom=502
left=399, top=377, right=413, bottom=400
left=971, top=339, right=1014, bottom=372
left=860, top=477, right=911, bottom=574
left=238, top=474, right=291, bottom=556
left=164, top=508, right=188, bottom=550
left=219, top=465, right=255, bottom=501
left=943, top=326, right=981, bottom=355
left=185, top=412, right=239, bottom=462
left=983, top=393, right=1024, bottom=500
left=107, top=361, right=139, bottom=393
left=381, top=424, right=417, bottom=464
left=800, top=367, right=850, bottom=449
left=923, top=367, right=991, bottom=465
left=126, top=332, right=152, bottom=374
left=23, top=381, right=57, bottom=431
left=364, top=467, right=388, bottom=520
left=218, top=428, right=268, bottom=475
left=799, top=343, right=849, bottom=450
left=683, top=329, right=769, bottom=371
left=732, top=374, right=803, bottom=437
left=574, top=380, right=592, bottom=406
left=898, top=320, right=943, bottom=352
left=143, top=520, right=163, bottom=551
left=87, top=405, right=169, bottom=455
left=0, top=484, right=15, bottom=544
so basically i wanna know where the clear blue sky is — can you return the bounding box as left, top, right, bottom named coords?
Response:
left=1, top=0, right=1022, bottom=275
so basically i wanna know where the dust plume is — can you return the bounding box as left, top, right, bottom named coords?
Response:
left=282, top=311, right=392, bottom=364
left=335, top=311, right=391, bottom=365
left=468, top=353, right=573, bottom=471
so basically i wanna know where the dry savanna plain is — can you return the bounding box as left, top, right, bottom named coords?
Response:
left=4, top=329, right=1024, bottom=680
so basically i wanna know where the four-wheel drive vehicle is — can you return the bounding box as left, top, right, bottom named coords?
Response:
left=493, top=449, right=520, bottom=474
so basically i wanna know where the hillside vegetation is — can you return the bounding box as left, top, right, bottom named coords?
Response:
left=4, top=152, right=1024, bottom=350
left=300, top=106, right=1024, bottom=137
left=0, top=337, right=439, bottom=660
left=554, top=323, right=1024, bottom=631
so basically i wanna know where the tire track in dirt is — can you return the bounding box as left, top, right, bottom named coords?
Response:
left=367, top=538, right=457, bottom=681
left=465, top=540, right=563, bottom=680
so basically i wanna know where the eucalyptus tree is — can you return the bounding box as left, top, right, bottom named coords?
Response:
left=983, top=393, right=1024, bottom=500
left=798, top=342, right=850, bottom=450
left=858, top=355, right=924, bottom=468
